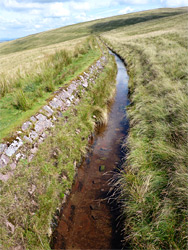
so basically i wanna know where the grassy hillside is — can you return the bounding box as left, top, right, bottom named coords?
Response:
left=102, top=6, right=188, bottom=250
left=0, top=7, right=186, bottom=56
left=0, top=7, right=187, bottom=142
left=0, top=6, right=187, bottom=250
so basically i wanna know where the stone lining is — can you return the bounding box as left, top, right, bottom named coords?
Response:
left=0, top=55, right=107, bottom=182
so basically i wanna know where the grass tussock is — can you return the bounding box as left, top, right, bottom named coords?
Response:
left=13, top=90, right=31, bottom=111
left=0, top=51, right=117, bottom=250
left=102, top=8, right=188, bottom=250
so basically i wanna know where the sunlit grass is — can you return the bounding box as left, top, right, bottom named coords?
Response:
left=102, top=7, right=188, bottom=250
left=0, top=37, right=101, bottom=141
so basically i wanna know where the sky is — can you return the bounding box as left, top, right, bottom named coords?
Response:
left=0, top=0, right=187, bottom=40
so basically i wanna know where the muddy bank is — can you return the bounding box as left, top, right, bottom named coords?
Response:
left=52, top=51, right=129, bottom=249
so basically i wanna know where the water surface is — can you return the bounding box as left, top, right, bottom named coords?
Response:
left=52, top=51, right=129, bottom=249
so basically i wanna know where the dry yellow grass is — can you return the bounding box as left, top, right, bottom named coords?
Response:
left=0, top=37, right=86, bottom=81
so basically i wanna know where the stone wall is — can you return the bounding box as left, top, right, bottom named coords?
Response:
left=0, top=55, right=107, bottom=182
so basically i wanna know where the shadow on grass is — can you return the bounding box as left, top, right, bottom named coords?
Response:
left=90, top=12, right=181, bottom=33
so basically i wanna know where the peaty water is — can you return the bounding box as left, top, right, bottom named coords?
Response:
left=52, top=51, right=129, bottom=250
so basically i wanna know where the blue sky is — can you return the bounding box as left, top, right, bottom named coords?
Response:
left=0, top=0, right=187, bottom=40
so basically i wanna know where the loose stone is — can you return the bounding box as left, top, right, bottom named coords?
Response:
left=23, top=135, right=33, bottom=144
left=30, top=116, right=36, bottom=122
left=31, top=147, right=38, bottom=154
left=29, top=131, right=39, bottom=140
left=10, top=162, right=17, bottom=170
left=0, top=172, right=12, bottom=182
left=36, top=114, right=47, bottom=121
left=22, top=121, right=32, bottom=131
left=43, top=105, right=54, bottom=117
left=0, top=154, right=9, bottom=168
left=0, top=144, right=7, bottom=155
left=49, top=98, right=63, bottom=109
left=35, top=119, right=52, bottom=133
left=5, top=138, right=23, bottom=157
left=83, top=80, right=88, bottom=88
left=16, top=153, right=21, bottom=161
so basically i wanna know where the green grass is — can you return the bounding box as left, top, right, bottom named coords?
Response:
left=0, top=6, right=187, bottom=250
left=0, top=37, right=101, bottom=141
left=0, top=50, right=117, bottom=250
left=102, top=7, right=188, bottom=250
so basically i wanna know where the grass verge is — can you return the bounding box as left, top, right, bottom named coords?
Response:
left=0, top=49, right=117, bottom=250
left=102, top=9, right=188, bottom=250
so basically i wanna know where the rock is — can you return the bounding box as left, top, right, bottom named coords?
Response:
left=0, top=154, right=10, bottom=167
left=69, top=95, right=74, bottom=102
left=5, top=137, right=23, bottom=157
left=99, top=165, right=106, bottom=172
left=30, top=147, right=38, bottom=154
left=16, top=153, right=21, bottom=161
left=30, top=116, right=36, bottom=122
left=10, top=162, right=17, bottom=170
left=49, top=97, right=63, bottom=109
left=23, top=135, right=33, bottom=144
left=57, top=111, right=63, bottom=117
left=67, top=88, right=73, bottom=96
left=29, top=131, right=38, bottom=140
left=58, top=90, right=70, bottom=100
left=83, top=80, right=88, bottom=88
left=36, top=114, right=47, bottom=121
left=21, top=121, right=32, bottom=131
left=0, top=172, right=12, bottom=182
left=35, top=119, right=52, bottom=133
left=80, top=75, right=84, bottom=81
left=43, top=105, right=54, bottom=117
left=28, top=154, right=34, bottom=162
left=41, top=132, right=47, bottom=138
left=0, top=144, right=7, bottom=155
left=65, top=100, right=71, bottom=107
left=38, top=137, right=44, bottom=144
left=74, top=98, right=80, bottom=105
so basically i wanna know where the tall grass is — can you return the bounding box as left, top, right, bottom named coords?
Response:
left=0, top=37, right=94, bottom=99
left=0, top=36, right=101, bottom=141
left=102, top=9, right=188, bottom=250
left=0, top=51, right=117, bottom=250
left=13, top=90, right=31, bottom=111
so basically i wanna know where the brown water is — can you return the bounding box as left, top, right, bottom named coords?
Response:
left=52, top=52, right=129, bottom=250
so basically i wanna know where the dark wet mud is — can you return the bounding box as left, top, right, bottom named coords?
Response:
left=52, top=52, right=129, bottom=250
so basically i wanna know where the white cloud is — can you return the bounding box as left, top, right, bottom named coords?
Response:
left=70, top=1, right=91, bottom=11
left=160, top=0, right=188, bottom=7
left=114, top=0, right=149, bottom=5
left=1, top=0, right=187, bottom=39
left=0, top=0, right=42, bottom=11
left=118, top=6, right=134, bottom=14
left=46, top=2, right=70, bottom=17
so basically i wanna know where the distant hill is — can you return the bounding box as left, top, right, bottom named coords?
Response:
left=0, top=7, right=187, bottom=55
left=0, top=38, right=14, bottom=43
